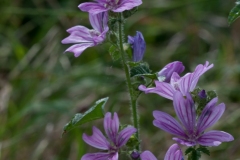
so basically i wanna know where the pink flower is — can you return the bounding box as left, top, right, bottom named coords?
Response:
left=139, top=61, right=213, bottom=100
left=79, top=0, right=142, bottom=15
left=62, top=12, right=108, bottom=57
left=81, top=112, right=136, bottom=160
left=153, top=91, right=234, bottom=147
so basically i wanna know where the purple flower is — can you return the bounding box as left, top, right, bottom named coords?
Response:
left=153, top=91, right=234, bottom=147
left=139, top=61, right=213, bottom=100
left=61, top=12, right=109, bottom=57
left=140, top=151, right=157, bottom=160
left=79, top=0, right=142, bottom=15
left=164, top=144, right=184, bottom=160
left=128, top=31, right=146, bottom=62
left=157, top=61, right=185, bottom=83
left=81, top=112, right=137, bottom=160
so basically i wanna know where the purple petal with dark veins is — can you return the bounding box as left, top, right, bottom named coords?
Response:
left=164, top=143, right=184, bottom=160
left=82, top=126, right=110, bottom=150
left=104, top=112, right=119, bottom=144
left=64, top=43, right=94, bottom=57
left=81, top=152, right=116, bottom=160
left=138, top=81, right=175, bottom=100
left=78, top=2, right=108, bottom=14
left=112, top=0, right=142, bottom=12
left=197, top=98, right=225, bottom=134
left=153, top=111, right=187, bottom=138
left=172, top=137, right=196, bottom=147
left=89, top=12, right=108, bottom=32
left=140, top=151, right=157, bottom=160
left=197, top=130, right=234, bottom=146
left=117, top=126, right=137, bottom=147
left=173, top=92, right=196, bottom=135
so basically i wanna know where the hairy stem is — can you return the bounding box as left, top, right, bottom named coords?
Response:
left=117, top=13, right=140, bottom=151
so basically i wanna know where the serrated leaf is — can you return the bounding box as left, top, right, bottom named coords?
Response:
left=128, top=62, right=151, bottom=77
left=109, top=45, right=121, bottom=61
left=197, top=147, right=210, bottom=156
left=228, top=0, right=240, bottom=25
left=63, top=97, right=108, bottom=134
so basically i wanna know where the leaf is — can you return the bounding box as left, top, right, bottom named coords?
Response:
left=127, top=62, right=151, bottom=77
left=109, top=45, right=121, bottom=61
left=185, top=147, right=195, bottom=155
left=63, top=97, right=109, bottom=134
left=197, top=146, right=210, bottom=156
left=228, top=0, right=240, bottom=25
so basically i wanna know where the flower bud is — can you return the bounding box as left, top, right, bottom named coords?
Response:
left=128, top=31, right=146, bottom=62
left=131, top=150, right=140, bottom=159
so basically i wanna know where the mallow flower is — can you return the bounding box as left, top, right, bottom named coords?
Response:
left=81, top=112, right=137, bottom=160
left=79, top=0, right=142, bottom=15
left=139, top=61, right=213, bottom=100
left=153, top=91, right=234, bottom=147
left=62, top=12, right=108, bottom=57
left=128, top=31, right=146, bottom=62
left=140, top=144, right=183, bottom=160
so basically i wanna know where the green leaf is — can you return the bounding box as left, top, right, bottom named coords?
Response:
left=127, top=62, right=151, bottom=77
left=63, top=97, right=108, bottom=134
left=197, top=146, right=210, bottom=156
left=185, top=147, right=195, bottom=155
left=109, top=45, right=121, bottom=61
left=228, top=0, right=240, bottom=25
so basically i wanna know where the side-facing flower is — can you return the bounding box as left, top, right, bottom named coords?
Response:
left=62, top=12, right=109, bottom=57
left=164, top=144, right=184, bottom=160
left=153, top=91, right=234, bottom=147
left=81, top=112, right=137, bottom=160
left=128, top=31, right=146, bottom=62
left=79, top=0, right=142, bottom=15
left=157, top=61, right=185, bottom=83
left=140, top=150, right=157, bottom=160
left=139, top=61, right=213, bottom=100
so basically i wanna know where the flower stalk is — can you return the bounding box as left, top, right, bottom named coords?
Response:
left=117, top=12, right=140, bottom=151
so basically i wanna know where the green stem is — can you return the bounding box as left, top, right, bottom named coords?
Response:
left=117, top=13, right=140, bottom=151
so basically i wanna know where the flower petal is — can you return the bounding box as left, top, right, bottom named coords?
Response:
left=140, top=151, right=157, bottom=160
left=164, top=143, right=184, bottom=160
left=64, top=43, right=94, bottom=57
left=104, top=112, right=119, bottom=144
left=197, top=98, right=225, bottom=134
left=197, top=130, right=234, bottom=146
left=78, top=2, right=108, bottom=14
left=138, top=81, right=175, bottom=100
left=178, top=61, right=213, bottom=95
left=113, top=0, right=142, bottom=12
left=173, top=92, right=196, bottom=135
left=172, top=137, right=196, bottom=146
left=117, top=126, right=137, bottom=147
left=153, top=111, right=186, bottom=138
left=158, top=61, right=185, bottom=83
left=82, top=126, right=110, bottom=150
left=81, top=152, right=114, bottom=160
left=89, top=12, right=108, bottom=32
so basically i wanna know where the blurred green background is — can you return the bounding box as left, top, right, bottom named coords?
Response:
left=1, top=0, right=240, bottom=159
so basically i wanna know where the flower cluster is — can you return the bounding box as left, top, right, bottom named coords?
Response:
left=139, top=62, right=234, bottom=160
left=61, top=0, right=234, bottom=159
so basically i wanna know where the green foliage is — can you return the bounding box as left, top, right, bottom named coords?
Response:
left=228, top=0, right=240, bottom=25
left=63, top=97, right=108, bottom=134
left=127, top=62, right=151, bottom=77
left=109, top=45, right=121, bottom=61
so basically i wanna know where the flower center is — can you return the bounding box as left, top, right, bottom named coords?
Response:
left=103, top=0, right=119, bottom=9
